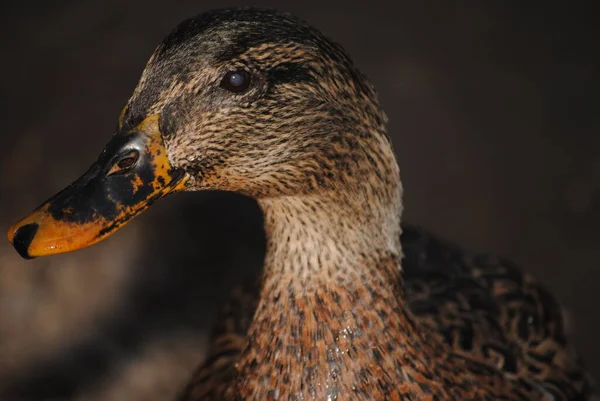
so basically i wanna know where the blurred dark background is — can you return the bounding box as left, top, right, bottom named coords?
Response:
left=0, top=1, right=598, bottom=400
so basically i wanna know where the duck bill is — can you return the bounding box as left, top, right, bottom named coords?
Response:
left=7, top=115, right=189, bottom=259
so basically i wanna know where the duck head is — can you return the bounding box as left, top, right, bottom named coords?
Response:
left=8, top=7, right=399, bottom=259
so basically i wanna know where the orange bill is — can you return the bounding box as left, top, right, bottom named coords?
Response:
left=7, top=115, right=189, bottom=259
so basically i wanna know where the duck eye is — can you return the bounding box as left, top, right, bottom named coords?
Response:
left=108, top=150, right=139, bottom=175
left=221, top=70, right=251, bottom=93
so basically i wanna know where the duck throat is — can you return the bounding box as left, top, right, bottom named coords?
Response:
left=233, top=194, right=443, bottom=399
left=258, top=176, right=403, bottom=275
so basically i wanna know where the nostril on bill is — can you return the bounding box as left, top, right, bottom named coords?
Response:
left=12, top=223, right=39, bottom=260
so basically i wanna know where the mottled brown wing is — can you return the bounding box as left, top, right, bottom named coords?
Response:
left=401, top=225, right=596, bottom=401
left=177, top=225, right=596, bottom=400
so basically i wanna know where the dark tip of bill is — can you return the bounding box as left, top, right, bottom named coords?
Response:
left=12, top=223, right=39, bottom=260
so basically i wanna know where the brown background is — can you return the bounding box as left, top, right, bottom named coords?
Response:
left=0, top=1, right=598, bottom=400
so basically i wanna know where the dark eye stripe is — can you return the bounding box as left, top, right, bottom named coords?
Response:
left=266, top=62, right=314, bottom=85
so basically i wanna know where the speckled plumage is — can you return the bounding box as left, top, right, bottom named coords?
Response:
left=178, top=227, right=595, bottom=401
left=115, top=7, right=594, bottom=400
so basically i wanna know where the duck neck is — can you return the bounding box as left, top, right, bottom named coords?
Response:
left=259, top=190, right=403, bottom=282
left=235, top=182, right=445, bottom=399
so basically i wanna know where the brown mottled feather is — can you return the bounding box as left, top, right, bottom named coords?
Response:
left=112, top=7, right=595, bottom=400
left=178, top=226, right=595, bottom=401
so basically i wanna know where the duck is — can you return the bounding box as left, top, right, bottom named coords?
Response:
left=7, top=7, right=595, bottom=401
